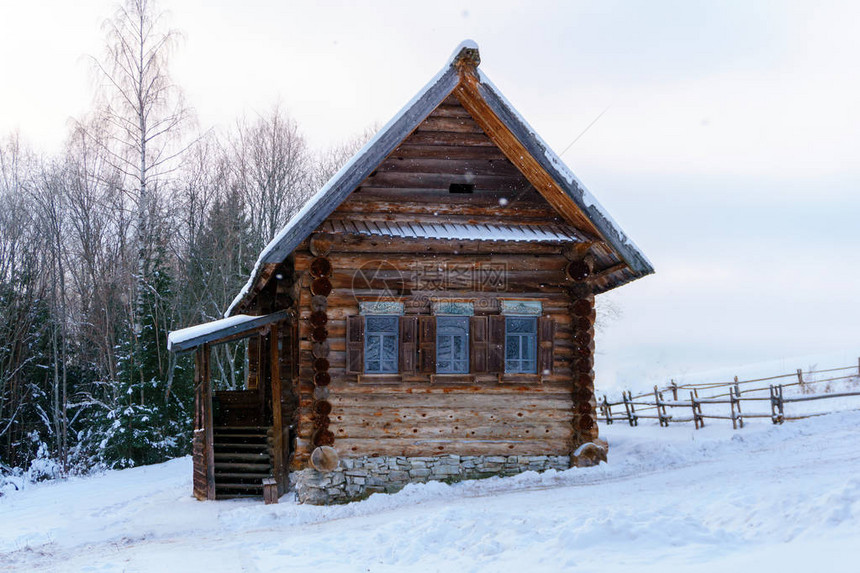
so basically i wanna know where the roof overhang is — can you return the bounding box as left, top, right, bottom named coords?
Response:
left=167, top=310, right=290, bottom=353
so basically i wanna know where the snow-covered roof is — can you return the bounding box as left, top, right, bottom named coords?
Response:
left=167, top=311, right=289, bottom=353
left=320, top=219, right=585, bottom=243
left=226, top=40, right=653, bottom=316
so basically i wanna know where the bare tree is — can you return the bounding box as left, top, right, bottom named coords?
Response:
left=228, top=106, right=311, bottom=248
left=62, top=121, right=127, bottom=399
left=309, top=125, right=377, bottom=192
left=0, top=135, right=51, bottom=468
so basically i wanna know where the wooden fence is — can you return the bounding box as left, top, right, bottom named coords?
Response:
left=599, top=359, right=860, bottom=429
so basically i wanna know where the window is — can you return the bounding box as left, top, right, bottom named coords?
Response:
left=365, top=316, right=398, bottom=373
left=436, top=316, right=469, bottom=374
left=505, top=317, right=537, bottom=373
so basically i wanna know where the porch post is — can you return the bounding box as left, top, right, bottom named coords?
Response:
left=202, top=343, right=216, bottom=500
left=269, top=323, right=287, bottom=496
left=192, top=343, right=216, bottom=500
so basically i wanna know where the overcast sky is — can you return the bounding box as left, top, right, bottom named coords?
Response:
left=1, top=0, right=858, bottom=389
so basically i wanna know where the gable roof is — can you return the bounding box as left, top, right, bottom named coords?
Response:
left=226, top=40, right=653, bottom=316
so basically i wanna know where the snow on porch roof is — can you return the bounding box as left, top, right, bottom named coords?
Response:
left=226, top=40, right=653, bottom=316
left=320, top=219, right=586, bottom=243
left=167, top=311, right=289, bottom=353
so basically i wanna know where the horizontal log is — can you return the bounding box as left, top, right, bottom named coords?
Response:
left=329, top=393, right=573, bottom=410
left=322, top=406, right=574, bottom=425
left=336, top=195, right=556, bottom=219
left=332, top=438, right=569, bottom=457
left=426, top=104, right=473, bottom=118
left=313, top=289, right=574, bottom=309
left=364, top=169, right=530, bottom=190
left=299, top=252, right=569, bottom=273
left=375, top=158, right=521, bottom=178
left=329, top=422, right=572, bottom=441
left=403, top=131, right=495, bottom=147
left=323, top=379, right=576, bottom=395
left=390, top=144, right=507, bottom=160
left=415, top=116, right=485, bottom=133
left=325, top=272, right=569, bottom=292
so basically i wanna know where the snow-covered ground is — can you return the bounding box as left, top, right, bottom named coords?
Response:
left=2, top=411, right=860, bottom=572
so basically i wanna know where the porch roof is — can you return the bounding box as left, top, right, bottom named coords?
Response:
left=167, top=310, right=290, bottom=353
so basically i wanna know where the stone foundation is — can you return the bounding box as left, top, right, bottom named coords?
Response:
left=292, top=454, right=570, bottom=504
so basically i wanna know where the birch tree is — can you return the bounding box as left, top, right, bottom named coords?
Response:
left=91, top=0, right=189, bottom=345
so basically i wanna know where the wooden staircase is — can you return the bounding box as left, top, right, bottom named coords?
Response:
left=213, top=426, right=273, bottom=499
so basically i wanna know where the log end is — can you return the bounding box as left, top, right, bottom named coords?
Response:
left=310, top=446, right=340, bottom=472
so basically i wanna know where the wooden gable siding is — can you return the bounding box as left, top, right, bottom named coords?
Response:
left=334, top=95, right=563, bottom=225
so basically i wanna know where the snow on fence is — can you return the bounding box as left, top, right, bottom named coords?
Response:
left=599, top=359, right=860, bottom=429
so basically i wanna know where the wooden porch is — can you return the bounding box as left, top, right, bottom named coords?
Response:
left=170, top=311, right=293, bottom=502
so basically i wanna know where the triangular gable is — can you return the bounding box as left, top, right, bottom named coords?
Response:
left=227, top=40, right=653, bottom=316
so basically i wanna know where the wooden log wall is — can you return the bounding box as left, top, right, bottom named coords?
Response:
left=288, top=239, right=595, bottom=467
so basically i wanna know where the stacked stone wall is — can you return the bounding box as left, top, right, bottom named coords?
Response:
left=293, top=454, right=570, bottom=504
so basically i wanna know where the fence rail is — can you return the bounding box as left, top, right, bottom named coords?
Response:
left=600, top=358, right=860, bottom=429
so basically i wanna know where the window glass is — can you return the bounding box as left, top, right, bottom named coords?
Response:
left=505, top=317, right=537, bottom=373
left=437, top=316, right=469, bottom=374
left=365, top=316, right=398, bottom=373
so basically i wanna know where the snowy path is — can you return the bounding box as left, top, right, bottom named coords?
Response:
left=2, top=412, right=859, bottom=572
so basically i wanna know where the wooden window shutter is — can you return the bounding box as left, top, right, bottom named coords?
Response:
left=469, top=316, right=488, bottom=373
left=538, top=316, right=555, bottom=375
left=418, top=315, right=436, bottom=374
left=400, top=315, right=418, bottom=374
left=346, top=316, right=364, bottom=374
left=487, top=315, right=506, bottom=373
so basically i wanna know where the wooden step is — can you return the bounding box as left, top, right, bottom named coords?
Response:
left=212, top=433, right=267, bottom=440
left=215, top=483, right=265, bottom=491
left=215, top=493, right=263, bottom=499
left=214, top=442, right=269, bottom=451
left=214, top=452, right=269, bottom=462
left=214, top=462, right=272, bottom=472
left=214, top=472, right=272, bottom=480
left=214, top=426, right=269, bottom=433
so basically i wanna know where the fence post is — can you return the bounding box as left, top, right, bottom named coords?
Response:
left=796, top=368, right=804, bottom=392
left=628, top=391, right=639, bottom=426
left=622, top=391, right=633, bottom=427
left=770, top=384, right=785, bottom=424
left=660, top=390, right=669, bottom=426
left=602, top=395, right=612, bottom=425
left=777, top=384, right=785, bottom=424
left=691, top=390, right=704, bottom=429
left=654, top=386, right=667, bottom=427
left=769, top=385, right=778, bottom=424
left=734, top=382, right=744, bottom=429
left=671, top=379, right=678, bottom=401
left=730, top=386, right=738, bottom=430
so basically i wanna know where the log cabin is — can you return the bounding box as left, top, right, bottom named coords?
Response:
left=167, top=41, right=653, bottom=504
